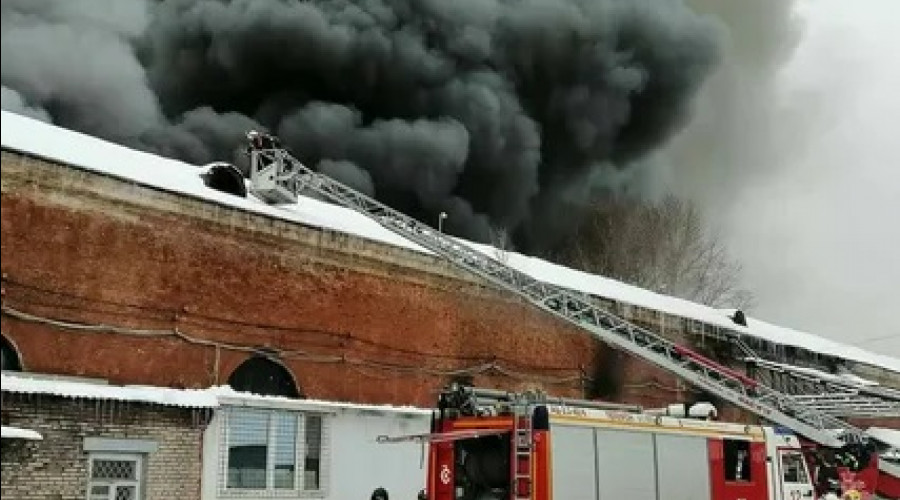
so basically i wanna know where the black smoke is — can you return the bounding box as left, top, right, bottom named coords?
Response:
left=1, top=0, right=722, bottom=251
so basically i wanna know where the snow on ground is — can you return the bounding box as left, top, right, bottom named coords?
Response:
left=1, top=110, right=898, bottom=373
left=1, top=425, right=43, bottom=440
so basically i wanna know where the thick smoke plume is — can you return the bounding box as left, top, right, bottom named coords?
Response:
left=1, top=0, right=721, bottom=250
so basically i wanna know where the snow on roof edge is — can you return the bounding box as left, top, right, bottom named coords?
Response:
left=0, top=372, right=431, bottom=416
left=209, top=386, right=432, bottom=416
left=0, top=372, right=219, bottom=409
left=1, top=425, right=43, bottom=441
left=1, top=110, right=897, bottom=373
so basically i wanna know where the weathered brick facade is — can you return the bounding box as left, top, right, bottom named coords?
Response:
left=0, top=150, right=695, bottom=411
left=1, top=149, right=896, bottom=428
left=1, top=392, right=207, bottom=500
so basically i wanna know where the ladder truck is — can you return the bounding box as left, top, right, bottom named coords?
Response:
left=384, top=383, right=824, bottom=500
left=243, top=137, right=899, bottom=499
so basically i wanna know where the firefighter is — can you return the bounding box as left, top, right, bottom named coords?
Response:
left=817, top=450, right=840, bottom=496
left=246, top=130, right=287, bottom=174
left=371, top=487, right=389, bottom=500
left=246, top=130, right=281, bottom=151
left=246, top=130, right=263, bottom=151
left=730, top=309, right=747, bottom=326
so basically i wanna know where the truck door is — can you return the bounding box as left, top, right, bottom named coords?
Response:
left=778, top=449, right=815, bottom=500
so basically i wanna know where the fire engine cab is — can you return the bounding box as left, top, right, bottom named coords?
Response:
left=402, top=384, right=823, bottom=500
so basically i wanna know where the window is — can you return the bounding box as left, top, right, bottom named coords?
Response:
left=723, top=439, right=752, bottom=481
left=227, top=357, right=300, bottom=398
left=780, top=450, right=810, bottom=484
left=222, top=407, right=325, bottom=493
left=87, top=453, right=142, bottom=500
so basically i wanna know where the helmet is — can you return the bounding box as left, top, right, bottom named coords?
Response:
left=246, top=130, right=260, bottom=140
left=371, top=487, right=388, bottom=500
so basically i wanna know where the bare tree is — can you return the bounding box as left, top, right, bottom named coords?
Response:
left=551, top=195, right=754, bottom=309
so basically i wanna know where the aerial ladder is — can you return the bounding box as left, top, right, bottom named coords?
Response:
left=246, top=142, right=897, bottom=450
left=743, top=355, right=900, bottom=418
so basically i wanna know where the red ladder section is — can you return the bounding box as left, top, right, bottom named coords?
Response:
left=512, top=407, right=533, bottom=500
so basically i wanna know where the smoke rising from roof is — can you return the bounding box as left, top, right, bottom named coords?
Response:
left=1, top=0, right=721, bottom=250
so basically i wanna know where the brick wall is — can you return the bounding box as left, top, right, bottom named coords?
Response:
left=0, top=392, right=206, bottom=500
left=6, top=149, right=888, bottom=421
left=1, top=151, right=694, bottom=410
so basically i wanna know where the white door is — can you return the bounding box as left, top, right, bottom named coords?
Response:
left=778, top=449, right=815, bottom=500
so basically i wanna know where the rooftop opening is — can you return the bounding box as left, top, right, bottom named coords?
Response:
left=200, top=162, right=247, bottom=198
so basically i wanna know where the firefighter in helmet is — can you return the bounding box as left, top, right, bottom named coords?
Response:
left=246, top=130, right=263, bottom=150
left=246, top=129, right=281, bottom=151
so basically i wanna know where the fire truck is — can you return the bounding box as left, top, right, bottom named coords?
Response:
left=383, top=384, right=817, bottom=500
left=244, top=137, right=900, bottom=500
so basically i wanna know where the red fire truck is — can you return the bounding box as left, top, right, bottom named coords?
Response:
left=382, top=384, right=889, bottom=500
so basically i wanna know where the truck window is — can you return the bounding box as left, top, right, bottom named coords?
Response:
left=723, top=439, right=752, bottom=481
left=781, top=450, right=810, bottom=483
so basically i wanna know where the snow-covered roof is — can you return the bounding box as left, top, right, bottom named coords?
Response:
left=0, top=372, right=430, bottom=416
left=1, top=110, right=897, bottom=373
left=208, top=385, right=431, bottom=416
left=739, top=317, right=898, bottom=373
left=1, top=425, right=43, bottom=441
left=0, top=372, right=219, bottom=409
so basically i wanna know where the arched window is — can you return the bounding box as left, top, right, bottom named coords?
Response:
left=227, top=356, right=300, bottom=398
left=1, top=335, right=23, bottom=371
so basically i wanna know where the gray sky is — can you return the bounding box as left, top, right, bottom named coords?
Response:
left=720, top=0, right=900, bottom=358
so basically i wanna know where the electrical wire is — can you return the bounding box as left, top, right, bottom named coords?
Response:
left=1, top=304, right=592, bottom=386
left=3, top=278, right=579, bottom=370
left=2, top=277, right=689, bottom=392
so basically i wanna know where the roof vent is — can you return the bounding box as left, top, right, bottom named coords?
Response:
left=199, top=162, right=247, bottom=198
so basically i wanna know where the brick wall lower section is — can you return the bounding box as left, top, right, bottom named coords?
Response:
left=1, top=393, right=206, bottom=500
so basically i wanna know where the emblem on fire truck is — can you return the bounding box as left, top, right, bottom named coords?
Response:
left=439, top=464, right=451, bottom=485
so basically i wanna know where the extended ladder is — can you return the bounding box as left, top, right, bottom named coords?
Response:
left=248, top=147, right=882, bottom=448
left=745, top=356, right=900, bottom=418
left=512, top=404, right=533, bottom=500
